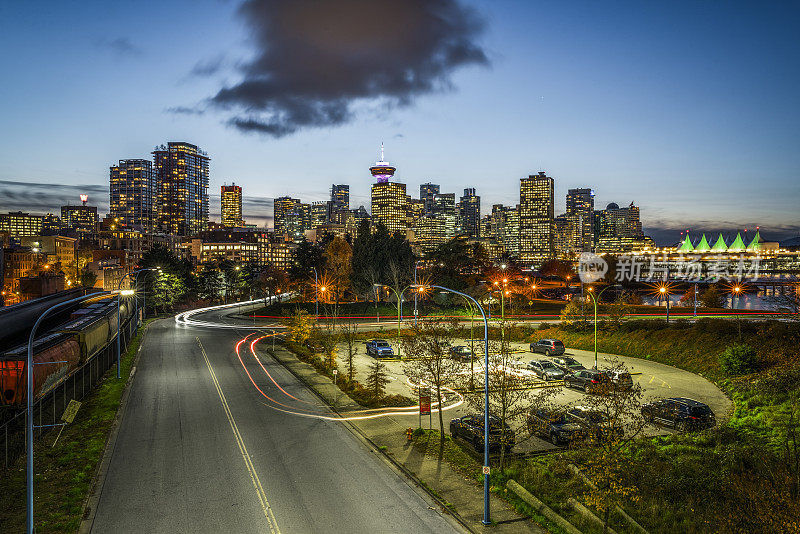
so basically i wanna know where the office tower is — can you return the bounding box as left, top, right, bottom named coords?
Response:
left=273, top=196, right=299, bottom=235
left=486, top=204, right=519, bottom=256
left=597, top=202, right=644, bottom=239
left=458, top=188, right=481, bottom=237
left=311, top=201, right=329, bottom=227
left=519, top=172, right=554, bottom=265
left=566, top=188, right=594, bottom=252
left=221, top=183, right=243, bottom=227
left=61, top=196, right=98, bottom=236
left=0, top=211, right=44, bottom=238
left=431, top=193, right=456, bottom=240
left=330, top=184, right=349, bottom=211
left=369, top=146, right=407, bottom=235
left=420, top=183, right=440, bottom=214
left=153, top=142, right=210, bottom=236
left=110, top=159, right=157, bottom=232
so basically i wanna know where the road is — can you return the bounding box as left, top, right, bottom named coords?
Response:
left=89, top=309, right=462, bottom=533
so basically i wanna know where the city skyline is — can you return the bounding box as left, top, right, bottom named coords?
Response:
left=1, top=1, right=798, bottom=244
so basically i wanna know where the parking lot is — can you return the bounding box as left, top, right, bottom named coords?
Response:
left=339, top=336, right=733, bottom=454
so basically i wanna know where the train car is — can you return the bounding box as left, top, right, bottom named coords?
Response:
left=0, top=295, right=134, bottom=406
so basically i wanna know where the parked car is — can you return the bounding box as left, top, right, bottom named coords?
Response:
left=552, top=356, right=585, bottom=373
left=365, top=339, right=394, bottom=358
left=527, top=408, right=584, bottom=445
left=449, top=345, right=473, bottom=361
left=605, top=369, right=634, bottom=389
left=526, top=359, right=566, bottom=381
left=563, top=369, right=611, bottom=393
left=530, top=339, right=566, bottom=356
left=565, top=406, right=624, bottom=442
left=641, top=398, right=716, bottom=431
left=449, top=414, right=515, bottom=452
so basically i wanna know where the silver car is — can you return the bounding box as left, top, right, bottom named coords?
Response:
left=526, top=359, right=566, bottom=381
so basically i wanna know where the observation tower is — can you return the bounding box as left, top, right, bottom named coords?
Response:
left=369, top=143, right=396, bottom=183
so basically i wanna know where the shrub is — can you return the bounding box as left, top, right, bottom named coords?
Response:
left=719, top=344, right=758, bottom=376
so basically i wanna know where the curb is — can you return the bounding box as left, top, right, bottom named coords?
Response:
left=262, top=344, right=477, bottom=534
left=78, top=322, right=151, bottom=534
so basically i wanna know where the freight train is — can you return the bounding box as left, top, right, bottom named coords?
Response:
left=0, top=293, right=135, bottom=406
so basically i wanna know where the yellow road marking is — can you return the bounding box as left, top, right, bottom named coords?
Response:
left=649, top=375, right=655, bottom=384
left=197, top=337, right=281, bottom=534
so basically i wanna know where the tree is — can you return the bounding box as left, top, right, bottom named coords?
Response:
left=323, top=237, right=352, bottom=319
left=254, top=265, right=288, bottom=304
left=366, top=359, right=390, bottom=399
left=340, top=321, right=361, bottom=382
left=281, top=308, right=315, bottom=346
left=606, top=296, right=632, bottom=327
left=573, top=359, right=647, bottom=533
left=150, top=272, right=186, bottom=313
left=540, top=259, right=576, bottom=287
left=402, top=318, right=462, bottom=455
left=313, top=326, right=339, bottom=371
left=561, top=297, right=591, bottom=328
left=700, top=284, right=724, bottom=308
left=79, top=268, right=97, bottom=289
left=198, top=266, right=223, bottom=302
left=290, top=238, right=324, bottom=282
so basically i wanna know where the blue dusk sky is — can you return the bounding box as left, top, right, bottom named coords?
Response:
left=0, top=0, right=798, bottom=245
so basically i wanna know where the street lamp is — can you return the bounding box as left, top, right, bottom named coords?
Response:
left=585, top=285, right=619, bottom=370
left=117, top=268, right=156, bottom=379
left=413, top=260, right=422, bottom=327
left=26, top=291, right=109, bottom=533
left=311, top=267, right=319, bottom=318
left=374, top=283, right=413, bottom=358
left=413, top=283, right=492, bottom=526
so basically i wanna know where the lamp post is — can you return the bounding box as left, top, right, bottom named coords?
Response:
left=117, top=268, right=156, bottom=379
left=413, top=283, right=492, bottom=525
left=586, top=285, right=618, bottom=370
left=375, top=283, right=412, bottom=358
left=26, top=291, right=109, bottom=534
left=413, top=260, right=422, bottom=327
left=311, top=267, right=319, bottom=318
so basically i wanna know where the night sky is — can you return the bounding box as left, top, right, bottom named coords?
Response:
left=1, top=0, right=798, bottom=245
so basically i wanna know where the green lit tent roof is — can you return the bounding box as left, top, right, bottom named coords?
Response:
left=729, top=232, right=746, bottom=251
left=746, top=230, right=762, bottom=251
left=678, top=234, right=694, bottom=252
left=711, top=234, right=728, bottom=251
left=695, top=234, right=711, bottom=252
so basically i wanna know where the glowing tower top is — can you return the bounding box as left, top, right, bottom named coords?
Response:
left=369, top=143, right=396, bottom=183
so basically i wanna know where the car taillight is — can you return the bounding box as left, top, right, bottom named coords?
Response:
left=591, top=379, right=599, bottom=384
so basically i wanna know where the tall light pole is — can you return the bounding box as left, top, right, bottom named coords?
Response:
left=413, top=260, right=422, bottom=327
left=375, top=283, right=412, bottom=358
left=27, top=291, right=108, bottom=534
left=311, top=267, right=319, bottom=318
left=117, top=268, right=156, bottom=379
left=413, top=283, right=492, bottom=526
left=586, top=285, right=618, bottom=370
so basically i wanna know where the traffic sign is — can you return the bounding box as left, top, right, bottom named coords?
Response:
left=61, top=400, right=81, bottom=424
left=419, top=394, right=431, bottom=416
left=483, top=466, right=490, bottom=475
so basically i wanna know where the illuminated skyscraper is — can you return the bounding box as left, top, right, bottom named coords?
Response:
left=110, top=159, right=156, bottom=232
left=273, top=196, right=299, bottom=236
left=457, top=188, right=481, bottom=237
left=221, top=183, right=243, bottom=227
left=153, top=142, right=210, bottom=236
left=519, top=172, right=554, bottom=265
left=369, top=145, right=407, bottom=235
left=329, top=184, right=349, bottom=223
left=420, top=183, right=440, bottom=214
left=61, top=195, right=98, bottom=237
left=565, top=188, right=594, bottom=252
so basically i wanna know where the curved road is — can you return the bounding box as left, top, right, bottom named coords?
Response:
left=89, top=306, right=462, bottom=533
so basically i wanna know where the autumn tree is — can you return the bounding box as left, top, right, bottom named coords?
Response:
left=366, top=358, right=390, bottom=399
left=401, top=317, right=462, bottom=455
left=281, top=308, right=315, bottom=346
left=323, top=236, right=352, bottom=320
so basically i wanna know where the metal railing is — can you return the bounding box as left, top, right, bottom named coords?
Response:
left=1, top=313, right=137, bottom=468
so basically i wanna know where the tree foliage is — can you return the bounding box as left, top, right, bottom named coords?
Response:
left=719, top=343, right=758, bottom=375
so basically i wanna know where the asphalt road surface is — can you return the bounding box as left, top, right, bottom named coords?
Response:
left=90, top=311, right=462, bottom=534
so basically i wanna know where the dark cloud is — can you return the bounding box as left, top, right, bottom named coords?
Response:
left=99, top=37, right=143, bottom=57
left=203, top=0, right=488, bottom=137
left=166, top=106, right=206, bottom=116
left=189, top=56, right=226, bottom=78
left=0, top=181, right=108, bottom=214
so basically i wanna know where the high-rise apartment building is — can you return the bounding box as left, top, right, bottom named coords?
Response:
left=519, top=172, right=554, bottom=265
left=153, top=142, right=210, bottom=236
left=110, top=159, right=157, bottom=232
left=273, top=196, right=299, bottom=236
left=273, top=196, right=311, bottom=242
left=431, top=193, right=456, bottom=240
left=457, top=188, right=481, bottom=237
left=565, top=188, right=594, bottom=252
left=329, top=184, right=349, bottom=224
left=221, top=183, right=243, bottom=227
left=485, top=204, right=519, bottom=257
left=420, top=183, right=440, bottom=214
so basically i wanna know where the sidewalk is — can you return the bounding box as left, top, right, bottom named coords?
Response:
left=264, top=344, right=544, bottom=533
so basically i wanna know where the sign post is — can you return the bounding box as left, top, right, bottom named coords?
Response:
left=52, top=400, right=81, bottom=448
left=419, top=389, right=431, bottom=431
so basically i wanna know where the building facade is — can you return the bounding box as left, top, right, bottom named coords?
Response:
left=371, top=182, right=408, bottom=235
left=221, top=183, right=243, bottom=227
left=153, top=142, right=210, bottom=237
left=458, top=188, right=481, bottom=237
left=519, top=172, right=554, bottom=265
left=565, top=188, right=594, bottom=252
left=0, top=212, right=44, bottom=238
left=61, top=203, right=98, bottom=237
left=110, top=159, right=157, bottom=232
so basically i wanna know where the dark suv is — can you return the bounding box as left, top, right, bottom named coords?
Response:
left=566, top=406, right=623, bottom=442
left=563, top=369, right=610, bottom=393
left=449, top=414, right=515, bottom=452
left=527, top=359, right=566, bottom=381
left=641, top=398, right=716, bottom=431
left=530, top=339, right=566, bottom=356
left=527, top=408, right=584, bottom=445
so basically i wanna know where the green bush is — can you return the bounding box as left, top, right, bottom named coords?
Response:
left=719, top=343, right=758, bottom=375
